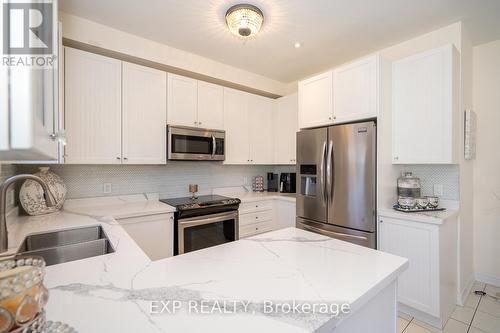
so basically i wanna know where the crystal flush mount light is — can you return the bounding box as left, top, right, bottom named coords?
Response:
left=225, top=4, right=264, bottom=38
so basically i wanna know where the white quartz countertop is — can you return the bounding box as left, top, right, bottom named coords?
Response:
left=378, top=206, right=459, bottom=224
left=235, top=191, right=296, bottom=203
left=6, top=196, right=407, bottom=333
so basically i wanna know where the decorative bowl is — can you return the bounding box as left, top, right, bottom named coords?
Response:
left=19, top=167, right=66, bottom=216
left=397, top=197, right=416, bottom=209
left=415, top=197, right=429, bottom=209
left=426, top=196, right=440, bottom=208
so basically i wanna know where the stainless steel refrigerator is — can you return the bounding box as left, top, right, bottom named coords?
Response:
left=296, top=121, right=376, bottom=248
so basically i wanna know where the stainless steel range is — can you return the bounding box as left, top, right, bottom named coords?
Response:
left=160, top=195, right=241, bottom=255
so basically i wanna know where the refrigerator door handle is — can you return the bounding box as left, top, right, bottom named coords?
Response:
left=299, top=223, right=369, bottom=241
left=320, top=141, right=327, bottom=203
left=326, top=140, right=334, bottom=203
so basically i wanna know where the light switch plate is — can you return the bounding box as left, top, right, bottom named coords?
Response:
left=103, top=183, right=112, bottom=194
left=433, top=184, right=444, bottom=196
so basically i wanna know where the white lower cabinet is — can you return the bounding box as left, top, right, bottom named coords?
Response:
left=239, top=199, right=296, bottom=238
left=274, top=200, right=296, bottom=229
left=116, top=213, right=174, bottom=261
left=378, top=214, right=457, bottom=329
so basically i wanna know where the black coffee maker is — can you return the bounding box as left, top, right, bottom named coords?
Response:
left=279, top=173, right=296, bottom=193
left=267, top=173, right=279, bottom=192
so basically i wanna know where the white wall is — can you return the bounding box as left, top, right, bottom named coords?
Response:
left=472, top=39, right=500, bottom=286
left=60, top=12, right=288, bottom=96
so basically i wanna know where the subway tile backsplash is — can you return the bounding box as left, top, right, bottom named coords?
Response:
left=17, top=164, right=296, bottom=199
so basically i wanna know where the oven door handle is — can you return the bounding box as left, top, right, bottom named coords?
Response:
left=179, top=211, right=238, bottom=228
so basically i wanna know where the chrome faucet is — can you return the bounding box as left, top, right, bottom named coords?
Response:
left=0, top=174, right=56, bottom=253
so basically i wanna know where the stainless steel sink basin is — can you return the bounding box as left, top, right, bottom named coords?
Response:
left=17, top=226, right=115, bottom=266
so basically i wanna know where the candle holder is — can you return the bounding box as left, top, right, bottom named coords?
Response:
left=0, top=256, right=48, bottom=333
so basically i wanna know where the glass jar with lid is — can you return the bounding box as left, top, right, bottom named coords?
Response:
left=397, top=172, right=421, bottom=198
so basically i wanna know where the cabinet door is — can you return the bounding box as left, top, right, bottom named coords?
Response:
left=223, top=88, right=249, bottom=164
left=333, top=56, right=378, bottom=123
left=0, top=6, right=59, bottom=162
left=249, top=95, right=274, bottom=164
left=117, top=213, right=174, bottom=260
left=298, top=71, right=333, bottom=129
left=64, top=48, right=122, bottom=164
left=274, top=200, right=296, bottom=229
left=122, top=62, right=167, bottom=164
left=167, top=73, right=198, bottom=127
left=392, top=45, right=458, bottom=164
left=197, top=81, right=224, bottom=130
left=274, top=93, right=298, bottom=164
left=378, top=216, right=439, bottom=316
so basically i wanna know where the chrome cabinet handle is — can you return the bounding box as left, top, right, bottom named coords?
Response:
left=320, top=141, right=327, bottom=204
left=116, top=157, right=121, bottom=160
left=50, top=130, right=67, bottom=145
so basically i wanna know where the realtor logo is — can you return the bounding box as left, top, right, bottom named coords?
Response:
left=3, top=1, right=53, bottom=55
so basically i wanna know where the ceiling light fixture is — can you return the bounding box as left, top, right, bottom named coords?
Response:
left=225, top=4, right=264, bottom=38
left=294, top=42, right=301, bottom=48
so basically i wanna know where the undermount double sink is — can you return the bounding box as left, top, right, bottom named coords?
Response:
left=17, top=225, right=115, bottom=266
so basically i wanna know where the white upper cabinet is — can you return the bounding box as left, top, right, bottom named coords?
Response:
left=298, top=71, right=334, bottom=129
left=167, top=73, right=198, bottom=127
left=274, top=93, right=298, bottom=164
left=392, top=45, right=459, bottom=164
left=122, top=62, right=167, bottom=164
left=333, top=55, right=378, bottom=123
left=167, top=73, right=224, bottom=130
left=0, top=22, right=61, bottom=162
left=64, top=48, right=122, bottom=164
left=223, top=88, right=249, bottom=164
left=197, top=81, right=224, bottom=130
left=248, top=94, right=274, bottom=164
left=223, top=88, right=274, bottom=165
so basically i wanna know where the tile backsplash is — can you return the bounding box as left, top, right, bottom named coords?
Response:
left=17, top=164, right=296, bottom=199
left=400, top=165, right=459, bottom=200
left=0, top=163, right=16, bottom=210
left=13, top=163, right=458, bottom=201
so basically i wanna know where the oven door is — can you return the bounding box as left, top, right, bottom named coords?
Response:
left=168, top=126, right=225, bottom=161
left=177, top=211, right=239, bottom=254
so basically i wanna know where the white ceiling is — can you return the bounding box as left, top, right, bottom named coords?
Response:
left=60, top=0, right=500, bottom=83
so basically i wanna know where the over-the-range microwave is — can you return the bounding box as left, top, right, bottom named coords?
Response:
left=167, top=125, right=225, bottom=161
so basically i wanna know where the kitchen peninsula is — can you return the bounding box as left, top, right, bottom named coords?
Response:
left=6, top=198, right=408, bottom=333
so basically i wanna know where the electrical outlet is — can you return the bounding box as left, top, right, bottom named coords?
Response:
left=433, top=184, right=444, bottom=197
left=103, top=183, right=112, bottom=194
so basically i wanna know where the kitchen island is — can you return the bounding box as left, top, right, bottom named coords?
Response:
left=6, top=199, right=408, bottom=333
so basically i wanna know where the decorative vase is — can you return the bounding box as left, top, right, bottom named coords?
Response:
left=19, top=167, right=66, bottom=216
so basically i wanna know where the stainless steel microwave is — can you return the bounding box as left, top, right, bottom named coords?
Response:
left=167, top=126, right=225, bottom=161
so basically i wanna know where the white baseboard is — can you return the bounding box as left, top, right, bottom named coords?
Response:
left=458, top=275, right=475, bottom=306
left=475, top=272, right=500, bottom=287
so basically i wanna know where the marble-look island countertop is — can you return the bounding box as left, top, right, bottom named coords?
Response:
left=6, top=197, right=407, bottom=333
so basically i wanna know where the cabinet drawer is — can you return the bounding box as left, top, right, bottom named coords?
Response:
left=240, top=220, right=274, bottom=238
left=239, top=200, right=273, bottom=213
left=240, top=210, right=273, bottom=226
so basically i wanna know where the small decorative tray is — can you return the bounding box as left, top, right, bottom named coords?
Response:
left=393, top=204, right=446, bottom=213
